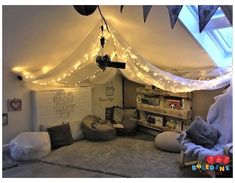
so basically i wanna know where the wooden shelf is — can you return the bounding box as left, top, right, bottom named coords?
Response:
left=136, top=87, right=192, bottom=134
left=137, top=87, right=192, bottom=99
left=138, top=120, right=181, bottom=133
left=137, top=103, right=191, bottom=120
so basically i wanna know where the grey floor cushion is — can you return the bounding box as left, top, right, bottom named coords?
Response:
left=155, top=131, right=180, bottom=153
left=82, top=115, right=116, bottom=141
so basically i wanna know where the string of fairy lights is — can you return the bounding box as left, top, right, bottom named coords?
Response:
left=109, top=29, right=231, bottom=92
left=13, top=24, right=231, bottom=93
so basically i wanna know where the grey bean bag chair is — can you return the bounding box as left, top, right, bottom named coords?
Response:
left=82, top=115, right=116, bottom=141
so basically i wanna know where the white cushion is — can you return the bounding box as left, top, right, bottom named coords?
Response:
left=69, top=121, right=84, bottom=141
left=9, top=132, right=51, bottom=161
left=113, top=108, right=124, bottom=123
left=155, top=131, right=180, bottom=153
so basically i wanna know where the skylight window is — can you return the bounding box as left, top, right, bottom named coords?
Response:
left=212, top=27, right=232, bottom=54
left=178, top=5, right=232, bottom=68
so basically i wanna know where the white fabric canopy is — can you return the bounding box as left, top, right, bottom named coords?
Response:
left=19, top=22, right=231, bottom=93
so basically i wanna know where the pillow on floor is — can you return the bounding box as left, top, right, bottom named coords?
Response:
left=155, top=131, right=180, bottom=153
left=186, top=116, right=221, bottom=149
left=47, top=123, right=73, bottom=150
left=41, top=121, right=84, bottom=141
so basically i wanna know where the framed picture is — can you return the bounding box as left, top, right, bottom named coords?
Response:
left=106, top=86, right=114, bottom=96
left=7, top=98, right=22, bottom=112
left=2, top=113, right=8, bottom=126
left=147, top=115, right=163, bottom=127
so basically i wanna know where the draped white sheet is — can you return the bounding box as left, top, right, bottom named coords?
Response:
left=21, top=22, right=231, bottom=93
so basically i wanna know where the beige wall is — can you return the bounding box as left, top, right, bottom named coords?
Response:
left=191, top=88, right=224, bottom=120
left=123, top=78, right=143, bottom=107
left=123, top=79, right=225, bottom=120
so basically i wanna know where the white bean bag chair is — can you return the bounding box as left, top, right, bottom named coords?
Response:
left=155, top=131, right=181, bottom=153
left=9, top=132, right=51, bottom=161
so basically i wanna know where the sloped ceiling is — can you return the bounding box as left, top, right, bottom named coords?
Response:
left=3, top=5, right=215, bottom=73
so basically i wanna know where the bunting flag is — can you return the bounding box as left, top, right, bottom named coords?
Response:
left=167, top=6, right=183, bottom=29
left=120, top=5, right=124, bottom=13
left=198, top=5, right=219, bottom=33
left=143, top=5, right=152, bottom=23
left=220, top=5, right=233, bottom=25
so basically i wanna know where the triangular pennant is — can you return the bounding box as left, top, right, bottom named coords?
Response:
left=143, top=5, right=152, bottom=23
left=167, top=5, right=183, bottom=29
left=198, top=5, right=219, bottom=33
left=120, top=5, right=124, bottom=13
left=220, top=5, right=233, bottom=25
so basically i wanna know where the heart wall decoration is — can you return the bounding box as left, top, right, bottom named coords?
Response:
left=7, top=98, right=22, bottom=112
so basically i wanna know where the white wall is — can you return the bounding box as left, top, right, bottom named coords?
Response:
left=92, top=73, right=123, bottom=119
left=2, top=69, right=33, bottom=144
left=2, top=71, right=123, bottom=144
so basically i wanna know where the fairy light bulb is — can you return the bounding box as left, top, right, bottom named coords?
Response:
left=23, top=27, right=231, bottom=93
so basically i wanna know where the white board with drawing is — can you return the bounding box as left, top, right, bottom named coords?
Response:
left=32, top=87, right=92, bottom=131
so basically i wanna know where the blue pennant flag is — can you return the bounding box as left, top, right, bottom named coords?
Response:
left=198, top=5, right=219, bottom=33
left=167, top=5, right=183, bottom=29
left=143, top=5, right=152, bottom=23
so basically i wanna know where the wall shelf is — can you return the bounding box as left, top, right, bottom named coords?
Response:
left=136, top=86, right=192, bottom=133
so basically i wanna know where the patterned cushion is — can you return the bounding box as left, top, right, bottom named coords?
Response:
left=155, top=132, right=180, bottom=153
